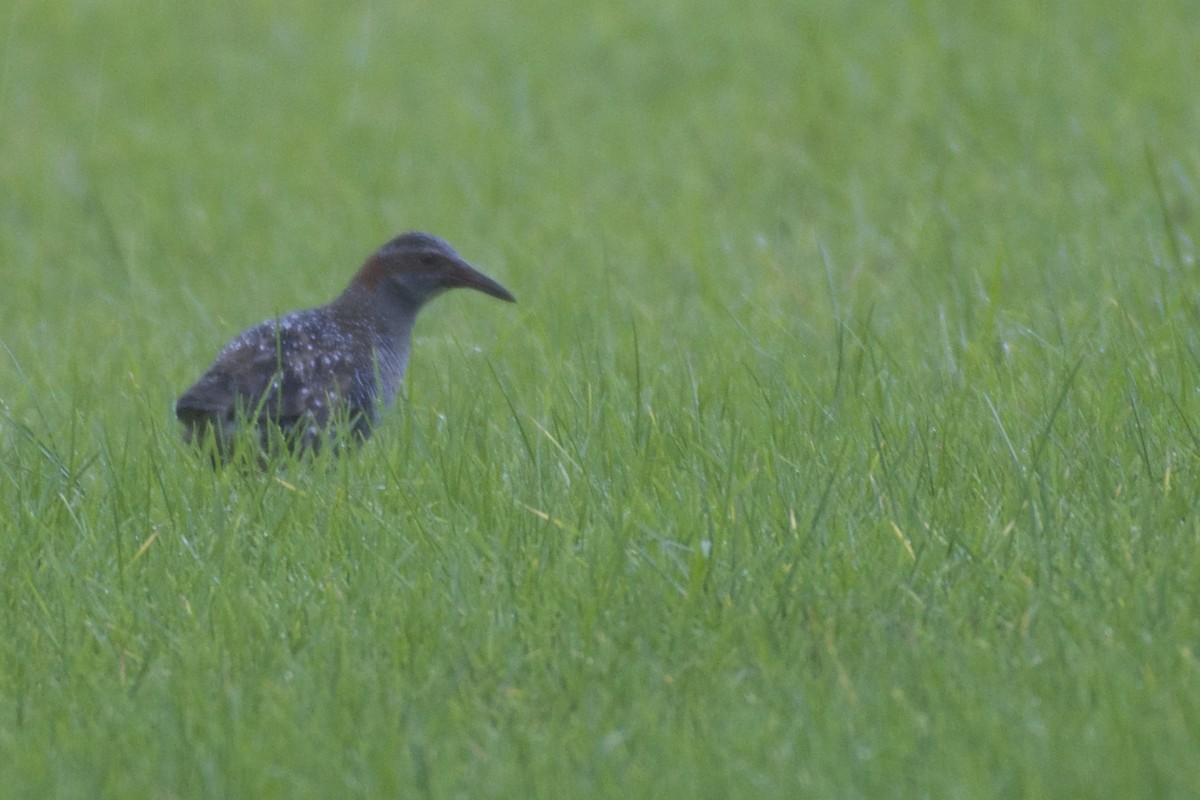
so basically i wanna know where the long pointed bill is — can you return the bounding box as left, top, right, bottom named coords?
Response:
left=451, top=260, right=517, bottom=303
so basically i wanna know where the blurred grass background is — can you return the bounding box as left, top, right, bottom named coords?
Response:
left=2, top=0, right=1200, bottom=797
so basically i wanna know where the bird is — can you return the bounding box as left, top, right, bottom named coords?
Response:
left=175, top=231, right=516, bottom=457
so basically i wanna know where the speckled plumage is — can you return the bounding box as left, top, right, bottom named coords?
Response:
left=176, top=232, right=515, bottom=455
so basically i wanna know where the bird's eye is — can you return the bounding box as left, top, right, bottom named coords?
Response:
left=419, top=253, right=436, bottom=267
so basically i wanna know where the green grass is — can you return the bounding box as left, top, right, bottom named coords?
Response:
left=3, top=0, right=1200, bottom=797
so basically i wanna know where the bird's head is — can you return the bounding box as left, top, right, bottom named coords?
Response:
left=348, top=232, right=516, bottom=309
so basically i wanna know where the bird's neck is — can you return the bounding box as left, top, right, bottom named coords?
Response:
left=331, top=284, right=422, bottom=403
left=335, top=283, right=421, bottom=342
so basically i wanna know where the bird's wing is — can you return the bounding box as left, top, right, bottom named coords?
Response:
left=176, top=317, right=365, bottom=428
left=176, top=338, right=280, bottom=422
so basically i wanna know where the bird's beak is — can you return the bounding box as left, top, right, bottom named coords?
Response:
left=452, top=260, right=517, bottom=303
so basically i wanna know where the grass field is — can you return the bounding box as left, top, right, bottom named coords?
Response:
left=3, top=0, right=1200, bottom=797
